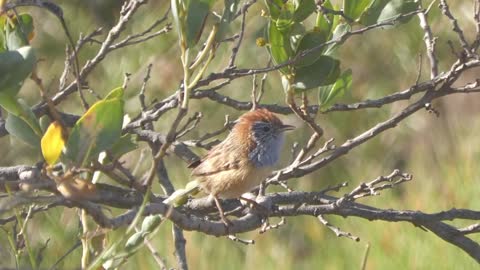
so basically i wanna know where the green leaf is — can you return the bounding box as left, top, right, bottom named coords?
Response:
left=125, top=231, right=144, bottom=252
left=109, top=134, right=138, bottom=160
left=64, top=88, right=124, bottom=166
left=0, top=97, right=41, bottom=137
left=293, top=55, right=340, bottom=90
left=359, top=0, right=390, bottom=25
left=0, top=46, right=36, bottom=97
left=171, top=0, right=184, bottom=45
left=377, top=0, right=419, bottom=24
left=5, top=13, right=34, bottom=50
left=293, top=0, right=316, bottom=22
left=185, top=0, right=214, bottom=48
left=319, top=69, right=352, bottom=109
left=104, top=86, right=124, bottom=100
left=268, top=21, right=293, bottom=74
left=294, top=31, right=328, bottom=67
left=324, top=23, right=351, bottom=56
left=0, top=92, right=22, bottom=115
left=276, top=2, right=295, bottom=32
left=264, top=0, right=285, bottom=20
left=5, top=112, right=40, bottom=149
left=343, top=0, right=373, bottom=21
left=315, top=0, right=335, bottom=39
left=141, top=215, right=162, bottom=234
left=17, top=99, right=42, bottom=135
left=216, top=0, right=240, bottom=41
left=0, top=17, right=5, bottom=52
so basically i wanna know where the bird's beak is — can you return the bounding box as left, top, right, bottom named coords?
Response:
left=279, top=124, right=295, bottom=132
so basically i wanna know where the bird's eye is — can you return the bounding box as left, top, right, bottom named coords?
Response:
left=262, top=126, right=271, bottom=132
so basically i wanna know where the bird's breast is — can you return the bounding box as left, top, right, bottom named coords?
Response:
left=248, top=135, right=284, bottom=168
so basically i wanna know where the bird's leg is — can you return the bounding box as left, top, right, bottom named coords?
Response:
left=239, top=196, right=269, bottom=216
left=213, top=195, right=233, bottom=227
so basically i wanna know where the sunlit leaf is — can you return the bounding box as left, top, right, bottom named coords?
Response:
left=185, top=0, right=214, bottom=48
left=41, top=121, right=66, bottom=165
left=324, top=23, right=351, bottom=56
left=377, top=0, right=419, bottom=24
left=359, top=0, right=391, bottom=25
left=293, top=55, right=340, bottom=90
left=293, top=0, right=316, bottom=22
left=343, top=0, right=372, bottom=21
left=0, top=92, right=21, bottom=115
left=315, top=0, right=335, bottom=39
left=0, top=16, right=5, bottom=52
left=275, top=2, right=295, bottom=32
left=104, top=86, right=123, bottom=100
left=264, top=0, right=285, bottom=20
left=64, top=88, right=124, bottom=166
left=319, top=69, right=352, bottom=109
left=268, top=21, right=293, bottom=74
left=171, top=0, right=184, bottom=44
left=5, top=13, right=34, bottom=50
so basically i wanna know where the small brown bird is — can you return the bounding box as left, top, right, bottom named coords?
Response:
left=164, top=109, right=294, bottom=225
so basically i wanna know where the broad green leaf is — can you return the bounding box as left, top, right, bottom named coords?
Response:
left=185, top=0, right=214, bottom=48
left=359, top=0, right=390, bottom=25
left=264, top=0, right=285, bottom=20
left=5, top=13, right=34, bottom=50
left=171, top=0, right=184, bottom=44
left=315, top=0, right=335, bottom=39
left=104, top=86, right=124, bottom=100
left=324, top=23, right=351, bottom=56
left=0, top=17, right=5, bottom=52
left=268, top=21, right=293, bottom=74
left=5, top=112, right=40, bottom=149
left=377, top=0, right=419, bottom=23
left=41, top=121, right=66, bottom=165
left=293, top=0, right=316, bottom=22
left=0, top=96, right=43, bottom=151
left=289, top=22, right=306, bottom=52
left=294, top=31, right=328, bottom=67
left=319, top=69, right=352, bottom=109
left=109, top=134, right=138, bottom=160
left=64, top=88, right=124, bottom=166
left=0, top=46, right=36, bottom=97
left=293, top=55, right=340, bottom=90
left=276, top=2, right=295, bottom=32
left=0, top=92, right=22, bottom=115
left=16, top=98, right=42, bottom=135
left=343, top=0, right=373, bottom=21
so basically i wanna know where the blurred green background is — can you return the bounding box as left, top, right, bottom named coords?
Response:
left=1, top=0, right=480, bottom=269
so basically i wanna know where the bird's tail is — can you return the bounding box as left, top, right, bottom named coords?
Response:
left=163, top=180, right=200, bottom=206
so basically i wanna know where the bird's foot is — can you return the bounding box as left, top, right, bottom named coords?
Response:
left=239, top=196, right=269, bottom=216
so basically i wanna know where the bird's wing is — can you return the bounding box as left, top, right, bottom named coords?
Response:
left=191, top=145, right=241, bottom=177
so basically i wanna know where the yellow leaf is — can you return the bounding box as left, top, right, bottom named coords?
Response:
left=41, top=121, right=66, bottom=165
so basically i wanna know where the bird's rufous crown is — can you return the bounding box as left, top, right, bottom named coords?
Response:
left=236, top=108, right=283, bottom=127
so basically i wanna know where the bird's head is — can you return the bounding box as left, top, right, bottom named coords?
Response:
left=234, top=109, right=294, bottom=167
